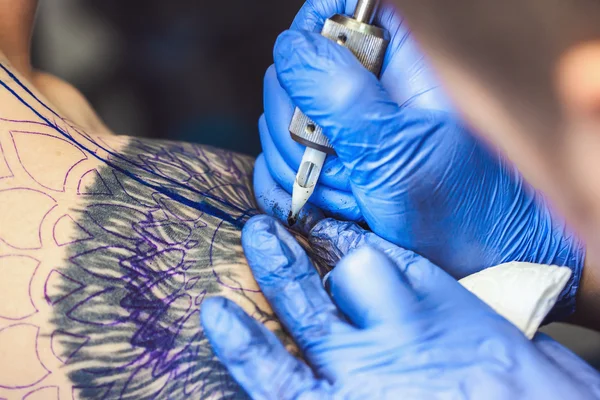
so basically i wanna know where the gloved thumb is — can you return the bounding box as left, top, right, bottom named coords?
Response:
left=311, top=218, right=481, bottom=318
left=327, top=246, right=422, bottom=329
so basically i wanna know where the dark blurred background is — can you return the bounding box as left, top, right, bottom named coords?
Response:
left=32, top=0, right=600, bottom=368
left=32, top=0, right=304, bottom=156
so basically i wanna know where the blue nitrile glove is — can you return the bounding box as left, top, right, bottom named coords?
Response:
left=201, top=216, right=600, bottom=399
left=255, top=0, right=584, bottom=318
left=256, top=0, right=453, bottom=224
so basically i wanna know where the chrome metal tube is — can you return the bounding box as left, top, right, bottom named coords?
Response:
left=353, top=0, right=379, bottom=24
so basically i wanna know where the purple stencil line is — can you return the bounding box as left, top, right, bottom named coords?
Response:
left=84, top=203, right=148, bottom=240
left=72, top=382, right=114, bottom=400
left=123, top=268, right=185, bottom=301
left=196, top=147, right=222, bottom=178
left=120, top=364, right=170, bottom=400
left=140, top=156, right=192, bottom=183
left=63, top=158, right=88, bottom=192
left=0, top=255, right=40, bottom=320
left=1, top=63, right=250, bottom=224
left=185, top=240, right=199, bottom=249
left=0, top=116, right=56, bottom=127
left=0, top=141, right=13, bottom=180
left=77, top=169, right=112, bottom=196
left=33, top=325, right=52, bottom=388
left=71, top=245, right=137, bottom=281
left=76, top=169, right=96, bottom=195
left=25, top=256, right=41, bottom=320
left=194, top=289, right=207, bottom=306
left=65, top=287, right=123, bottom=327
left=52, top=214, right=93, bottom=247
left=0, top=187, right=56, bottom=250
left=212, top=270, right=260, bottom=293
left=63, top=118, right=96, bottom=144
left=23, top=385, right=59, bottom=400
left=148, top=303, right=197, bottom=370
left=53, top=116, right=99, bottom=152
left=112, top=169, right=159, bottom=208
left=185, top=276, right=201, bottom=291
left=0, top=324, right=51, bottom=389
left=50, top=330, right=89, bottom=364
left=44, top=269, right=85, bottom=306
left=155, top=195, right=202, bottom=223
left=182, top=344, right=203, bottom=396
left=9, top=130, right=87, bottom=192
left=38, top=203, right=59, bottom=249
left=208, top=220, right=224, bottom=266
left=90, top=135, right=251, bottom=216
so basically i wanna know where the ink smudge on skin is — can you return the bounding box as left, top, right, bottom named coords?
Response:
left=0, top=62, right=331, bottom=399
left=287, top=211, right=298, bottom=227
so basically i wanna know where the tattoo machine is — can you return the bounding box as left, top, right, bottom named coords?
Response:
left=288, top=0, right=389, bottom=225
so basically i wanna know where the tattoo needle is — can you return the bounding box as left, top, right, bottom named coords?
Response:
left=290, top=147, right=326, bottom=224
left=287, top=0, right=389, bottom=224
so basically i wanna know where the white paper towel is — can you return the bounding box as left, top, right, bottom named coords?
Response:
left=459, top=262, right=572, bottom=339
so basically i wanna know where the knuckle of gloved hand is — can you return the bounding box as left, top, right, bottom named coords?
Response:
left=297, top=0, right=346, bottom=32
left=304, top=0, right=332, bottom=20
left=267, top=363, right=315, bottom=400
left=276, top=32, right=358, bottom=95
left=242, top=217, right=302, bottom=272
left=263, top=64, right=277, bottom=87
left=294, top=309, right=338, bottom=347
left=320, top=73, right=368, bottom=119
left=250, top=252, right=306, bottom=293
left=202, top=299, right=264, bottom=363
left=275, top=31, right=314, bottom=67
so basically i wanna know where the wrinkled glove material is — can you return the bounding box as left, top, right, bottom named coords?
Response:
left=254, top=0, right=585, bottom=319
left=201, top=216, right=600, bottom=399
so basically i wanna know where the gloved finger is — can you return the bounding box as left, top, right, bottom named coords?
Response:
left=311, top=219, right=479, bottom=310
left=377, top=5, right=454, bottom=111
left=274, top=29, right=401, bottom=154
left=201, top=297, right=326, bottom=400
left=270, top=3, right=452, bottom=202
left=275, top=30, right=451, bottom=238
left=533, top=333, right=600, bottom=386
left=253, top=153, right=324, bottom=236
left=290, top=0, right=451, bottom=111
left=242, top=215, right=352, bottom=353
left=259, top=114, right=363, bottom=222
left=327, top=246, right=422, bottom=328
left=290, top=0, right=357, bottom=32
left=263, top=65, right=351, bottom=192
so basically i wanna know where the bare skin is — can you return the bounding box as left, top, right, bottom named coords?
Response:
left=0, top=2, right=301, bottom=398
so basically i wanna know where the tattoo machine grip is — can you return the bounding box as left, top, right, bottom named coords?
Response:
left=288, top=1, right=390, bottom=155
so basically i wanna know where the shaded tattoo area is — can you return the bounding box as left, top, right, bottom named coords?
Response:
left=0, top=63, right=326, bottom=399
left=50, top=138, right=264, bottom=399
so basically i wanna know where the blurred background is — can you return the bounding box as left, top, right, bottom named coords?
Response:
left=32, top=0, right=600, bottom=368
left=32, top=0, right=305, bottom=156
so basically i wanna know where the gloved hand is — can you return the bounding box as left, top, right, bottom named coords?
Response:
left=201, top=216, right=600, bottom=399
left=255, top=0, right=584, bottom=318
left=256, top=0, right=453, bottom=225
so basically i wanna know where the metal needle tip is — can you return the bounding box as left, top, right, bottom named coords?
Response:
left=287, top=211, right=298, bottom=226
left=290, top=148, right=327, bottom=226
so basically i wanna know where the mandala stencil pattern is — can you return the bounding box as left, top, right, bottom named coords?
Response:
left=0, top=63, right=291, bottom=400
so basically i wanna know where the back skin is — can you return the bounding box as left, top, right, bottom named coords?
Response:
left=0, top=55, right=300, bottom=399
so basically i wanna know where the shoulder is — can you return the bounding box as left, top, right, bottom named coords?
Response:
left=31, top=71, right=114, bottom=136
